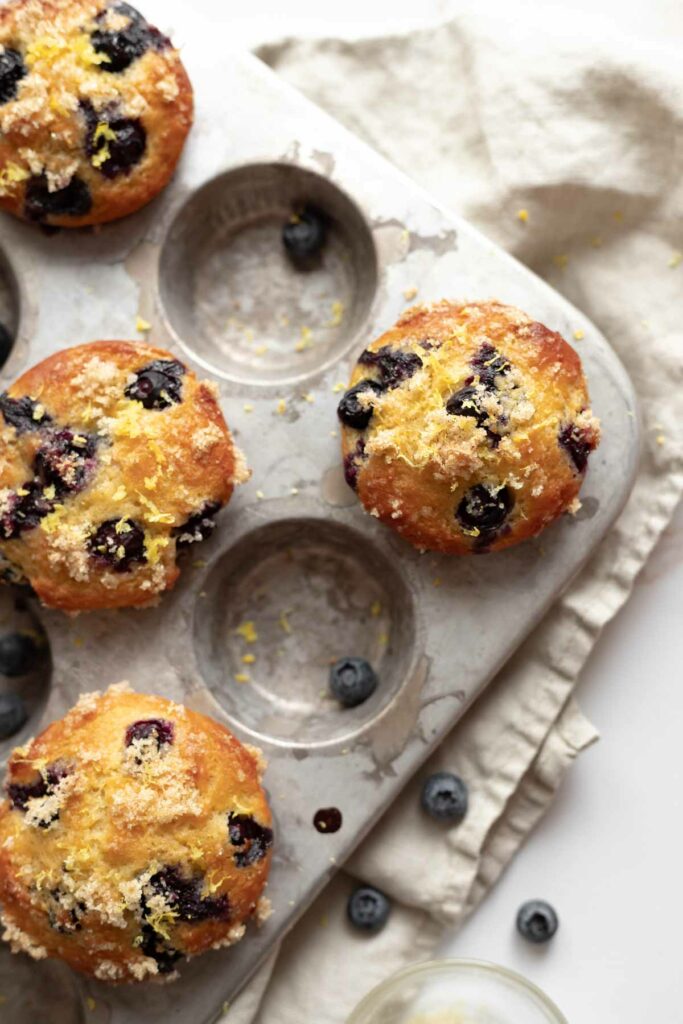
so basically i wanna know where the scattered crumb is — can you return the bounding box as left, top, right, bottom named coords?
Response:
left=290, top=487, right=299, bottom=495
left=612, top=210, right=624, bottom=222
left=276, top=399, right=287, bottom=415
left=254, top=345, right=268, bottom=356
left=656, top=434, right=666, bottom=445
left=135, top=317, right=151, bottom=333
left=516, top=208, right=529, bottom=223
left=432, top=577, right=442, bottom=587
left=378, top=633, right=389, bottom=645
left=243, top=403, right=254, bottom=413
left=294, top=326, right=313, bottom=352
left=590, top=235, right=603, bottom=248
left=573, top=329, right=584, bottom=341
left=568, top=496, right=582, bottom=515
left=234, top=673, right=250, bottom=684
left=86, top=997, right=96, bottom=1012
left=330, top=430, right=338, bottom=438
left=279, top=610, right=292, bottom=634
left=553, top=253, right=569, bottom=269
left=332, top=382, right=345, bottom=393
left=256, top=490, right=265, bottom=499
left=668, top=251, right=682, bottom=269
left=327, top=300, right=344, bottom=327
left=302, top=392, right=315, bottom=404
left=73, top=636, right=84, bottom=648
left=242, top=654, right=256, bottom=665
left=236, top=621, right=258, bottom=644
left=192, top=560, right=206, bottom=569
left=403, top=285, right=418, bottom=300
left=370, top=600, right=382, bottom=617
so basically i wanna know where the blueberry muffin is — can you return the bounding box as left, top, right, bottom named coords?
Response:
left=0, top=340, right=247, bottom=610
left=0, top=0, right=193, bottom=227
left=339, top=301, right=600, bottom=554
left=0, top=683, right=273, bottom=981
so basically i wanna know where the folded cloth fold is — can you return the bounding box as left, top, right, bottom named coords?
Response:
left=226, top=8, right=683, bottom=1020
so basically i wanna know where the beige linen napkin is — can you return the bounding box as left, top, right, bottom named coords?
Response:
left=226, top=8, right=683, bottom=1021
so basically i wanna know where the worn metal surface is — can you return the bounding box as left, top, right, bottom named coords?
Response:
left=0, top=50, right=639, bottom=1024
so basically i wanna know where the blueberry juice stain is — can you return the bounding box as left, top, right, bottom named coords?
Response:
left=313, top=807, right=342, bottom=834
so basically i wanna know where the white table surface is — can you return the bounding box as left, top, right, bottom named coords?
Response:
left=165, top=2, right=682, bottom=1020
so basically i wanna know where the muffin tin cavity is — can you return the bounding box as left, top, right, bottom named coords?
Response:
left=0, top=591, right=51, bottom=754
left=195, top=519, right=415, bottom=747
left=0, top=248, right=19, bottom=369
left=158, top=164, right=378, bottom=386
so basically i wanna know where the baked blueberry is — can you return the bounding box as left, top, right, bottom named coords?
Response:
left=85, top=115, right=146, bottom=179
left=125, top=358, right=185, bottom=410
left=343, top=439, right=366, bottom=490
left=446, top=385, right=487, bottom=426
left=421, top=771, right=468, bottom=823
left=227, top=812, right=274, bottom=867
left=516, top=899, right=559, bottom=944
left=337, top=381, right=384, bottom=430
left=24, top=174, right=93, bottom=222
left=0, top=632, right=39, bottom=677
left=559, top=422, right=593, bottom=473
left=88, top=517, right=147, bottom=572
left=0, top=393, right=51, bottom=433
left=91, top=2, right=170, bottom=73
left=0, top=482, right=54, bottom=540
left=146, top=865, right=229, bottom=922
left=139, top=923, right=182, bottom=974
left=0, top=692, right=28, bottom=739
left=282, top=205, right=326, bottom=265
left=46, top=889, right=85, bottom=934
left=0, top=322, right=12, bottom=367
left=347, top=885, right=391, bottom=933
left=34, top=429, right=97, bottom=495
left=0, top=48, right=26, bottom=105
left=329, top=656, right=378, bottom=708
left=7, top=761, right=70, bottom=827
left=125, top=718, right=174, bottom=750
left=173, top=501, right=221, bottom=547
left=456, top=483, right=513, bottom=534
left=471, top=342, right=510, bottom=387
left=359, top=345, right=423, bottom=389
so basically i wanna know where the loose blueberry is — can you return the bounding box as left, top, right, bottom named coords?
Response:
left=173, top=501, right=221, bottom=547
left=0, top=394, right=51, bottom=433
left=88, top=518, right=147, bottom=573
left=0, top=482, right=54, bottom=540
left=125, top=718, right=174, bottom=750
left=24, top=174, right=93, bottom=222
left=446, top=385, right=488, bottom=426
left=456, top=483, right=513, bottom=535
left=7, top=761, right=70, bottom=827
left=0, top=322, right=12, bottom=367
left=421, top=771, right=468, bottom=823
left=359, top=346, right=423, bottom=389
left=91, top=3, right=170, bottom=73
left=347, top=885, right=391, bottom=933
left=125, top=358, right=185, bottom=410
left=559, top=423, right=593, bottom=473
left=313, top=807, right=342, bottom=834
left=227, top=812, right=274, bottom=867
left=147, top=865, right=229, bottom=921
left=0, top=632, right=38, bottom=677
left=0, top=48, right=26, bottom=105
left=329, top=656, right=378, bottom=708
left=139, top=923, right=182, bottom=973
left=282, top=206, right=327, bottom=266
left=471, top=343, right=510, bottom=387
left=85, top=115, right=146, bottom=178
left=516, top=900, right=559, bottom=944
left=34, top=429, right=97, bottom=495
left=0, top=692, right=28, bottom=739
left=337, top=380, right=383, bottom=430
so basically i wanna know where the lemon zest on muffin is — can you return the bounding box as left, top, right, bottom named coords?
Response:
left=90, top=123, right=118, bottom=169
left=0, top=162, right=30, bottom=196
left=136, top=492, right=175, bottom=525
left=39, top=504, right=68, bottom=534
left=144, top=535, right=169, bottom=565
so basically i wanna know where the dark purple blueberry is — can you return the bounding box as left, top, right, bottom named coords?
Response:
left=147, top=866, right=229, bottom=922
left=0, top=48, right=26, bottom=105
left=125, top=718, right=174, bottom=754
left=421, top=771, right=468, bottom=823
left=0, top=692, right=28, bottom=739
left=313, top=807, right=342, bottom=834
left=516, top=900, right=559, bottom=944
left=139, top=923, right=182, bottom=973
left=446, top=385, right=488, bottom=426
left=0, top=394, right=51, bottom=433
left=0, top=632, right=38, bottom=677
left=46, top=890, right=85, bottom=934
left=343, top=439, right=366, bottom=491
left=7, top=761, right=70, bottom=827
left=88, top=517, right=146, bottom=572
left=559, top=423, right=593, bottom=473
left=173, top=501, right=221, bottom=547
left=329, top=657, right=378, bottom=708
left=125, top=358, right=185, bottom=410
left=347, top=885, right=391, bottom=933
left=0, top=322, right=12, bottom=367
left=92, top=3, right=170, bottom=73
left=0, top=481, right=55, bottom=540
left=282, top=205, right=327, bottom=266
left=227, top=812, right=273, bottom=867
left=337, top=380, right=383, bottom=430
left=358, top=346, right=423, bottom=389
left=24, top=174, right=93, bottom=222
left=34, top=429, right=97, bottom=496
left=456, top=483, right=513, bottom=535
left=85, top=115, right=146, bottom=178
left=471, top=343, right=510, bottom=388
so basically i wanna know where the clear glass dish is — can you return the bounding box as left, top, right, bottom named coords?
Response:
left=347, top=958, right=569, bottom=1024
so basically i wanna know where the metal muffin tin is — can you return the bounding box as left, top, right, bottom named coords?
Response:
left=0, top=41, right=639, bottom=1024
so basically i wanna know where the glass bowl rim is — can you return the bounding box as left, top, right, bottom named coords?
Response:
left=346, top=957, right=569, bottom=1024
